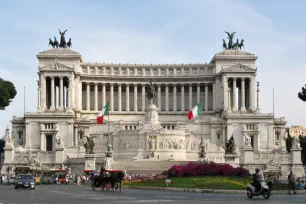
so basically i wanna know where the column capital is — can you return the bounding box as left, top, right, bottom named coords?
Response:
left=233, top=77, right=237, bottom=81
left=86, top=82, right=90, bottom=85
left=59, top=76, right=64, bottom=79
left=50, top=76, right=55, bottom=79
left=241, top=77, right=246, bottom=81
left=109, top=83, right=114, bottom=86
left=204, top=82, right=209, bottom=86
left=157, top=84, right=161, bottom=87
left=188, top=83, right=193, bottom=86
left=94, top=82, right=98, bottom=85
left=197, top=83, right=201, bottom=86
left=118, top=83, right=122, bottom=87
left=133, top=83, right=138, bottom=86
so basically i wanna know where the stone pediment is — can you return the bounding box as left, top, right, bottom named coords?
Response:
left=39, top=62, right=74, bottom=72
left=221, top=64, right=256, bottom=73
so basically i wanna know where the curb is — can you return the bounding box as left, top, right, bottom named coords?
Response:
left=123, top=185, right=306, bottom=194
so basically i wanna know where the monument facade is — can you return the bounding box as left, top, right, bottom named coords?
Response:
left=1, top=32, right=304, bottom=177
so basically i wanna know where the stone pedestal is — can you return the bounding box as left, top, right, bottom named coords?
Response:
left=55, top=147, right=64, bottom=164
left=84, top=154, right=96, bottom=171
left=145, top=103, right=159, bottom=125
left=104, top=156, right=114, bottom=170
left=224, top=153, right=239, bottom=167
left=290, top=147, right=304, bottom=177
left=1, top=144, right=15, bottom=175
left=243, top=147, right=254, bottom=164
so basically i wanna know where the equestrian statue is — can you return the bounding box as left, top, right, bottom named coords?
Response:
left=223, top=31, right=245, bottom=50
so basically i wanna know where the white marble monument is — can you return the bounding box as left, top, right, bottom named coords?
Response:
left=2, top=38, right=304, bottom=177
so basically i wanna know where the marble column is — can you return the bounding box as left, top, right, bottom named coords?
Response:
left=165, top=84, right=169, bottom=111
left=40, top=75, right=46, bottom=110
left=76, top=76, right=81, bottom=111
left=118, top=84, right=122, bottom=112
left=126, top=84, right=130, bottom=111
left=197, top=83, right=200, bottom=103
left=189, top=84, right=192, bottom=110
left=37, top=80, right=41, bottom=111
left=68, top=77, right=72, bottom=109
left=213, top=82, right=216, bottom=110
left=223, top=76, right=228, bottom=110
left=94, top=83, right=98, bottom=111
left=142, top=84, right=145, bottom=111
left=173, top=84, right=177, bottom=111
left=102, top=83, right=106, bottom=107
left=40, top=133, right=44, bottom=151
left=157, top=84, right=161, bottom=109
left=249, top=77, right=253, bottom=111
left=256, top=83, right=260, bottom=112
left=86, top=83, right=90, bottom=111
left=232, top=78, right=237, bottom=111
left=110, top=83, right=114, bottom=111
left=205, top=83, right=208, bottom=111
left=134, top=84, right=137, bottom=112
left=50, top=76, right=55, bottom=110
left=241, top=78, right=246, bottom=111
left=59, top=76, right=64, bottom=110
left=74, top=127, right=78, bottom=147
left=181, top=84, right=185, bottom=111
left=228, top=88, right=232, bottom=111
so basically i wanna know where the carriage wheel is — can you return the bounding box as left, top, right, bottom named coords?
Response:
left=91, top=180, right=96, bottom=191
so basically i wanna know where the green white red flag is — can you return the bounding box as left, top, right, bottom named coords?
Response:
left=97, top=102, right=109, bottom=124
left=187, top=102, right=202, bottom=120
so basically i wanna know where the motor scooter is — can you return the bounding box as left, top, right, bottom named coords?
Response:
left=246, top=181, right=270, bottom=199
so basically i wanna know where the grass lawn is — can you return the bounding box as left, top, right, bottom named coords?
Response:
left=123, top=176, right=290, bottom=190
left=123, top=176, right=252, bottom=190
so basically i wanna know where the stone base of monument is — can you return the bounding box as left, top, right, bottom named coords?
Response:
left=55, top=147, right=65, bottom=164
left=243, top=146, right=254, bottom=164
left=224, top=153, right=239, bottom=167
left=84, top=154, right=96, bottom=171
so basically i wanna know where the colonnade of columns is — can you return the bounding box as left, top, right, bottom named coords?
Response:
left=224, top=76, right=256, bottom=111
left=39, top=76, right=72, bottom=110
left=81, top=82, right=213, bottom=112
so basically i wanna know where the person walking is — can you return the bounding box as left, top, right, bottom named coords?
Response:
left=0, top=175, right=2, bottom=186
left=288, top=171, right=297, bottom=195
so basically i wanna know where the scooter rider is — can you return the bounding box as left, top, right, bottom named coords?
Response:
left=252, top=168, right=261, bottom=192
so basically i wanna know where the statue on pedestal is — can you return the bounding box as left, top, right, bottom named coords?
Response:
left=225, top=135, right=236, bottom=154
left=55, top=133, right=64, bottom=147
left=243, top=133, right=252, bottom=148
left=84, top=136, right=96, bottom=154
left=146, top=81, right=156, bottom=104
left=292, top=136, right=300, bottom=149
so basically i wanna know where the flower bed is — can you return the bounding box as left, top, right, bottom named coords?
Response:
left=168, top=162, right=249, bottom=178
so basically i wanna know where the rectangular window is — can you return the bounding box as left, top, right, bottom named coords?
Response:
left=46, top=135, right=53, bottom=151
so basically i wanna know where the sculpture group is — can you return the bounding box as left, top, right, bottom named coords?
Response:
left=223, top=31, right=244, bottom=50
left=49, top=29, right=72, bottom=48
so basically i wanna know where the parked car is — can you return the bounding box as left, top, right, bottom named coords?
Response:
left=3, top=176, right=15, bottom=185
left=14, top=174, right=35, bottom=190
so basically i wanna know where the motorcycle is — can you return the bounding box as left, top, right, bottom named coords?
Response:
left=246, top=181, right=270, bottom=199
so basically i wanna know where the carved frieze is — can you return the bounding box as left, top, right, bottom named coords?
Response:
left=221, top=64, right=256, bottom=73
left=40, top=62, right=74, bottom=72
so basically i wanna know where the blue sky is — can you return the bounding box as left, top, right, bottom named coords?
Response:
left=0, top=0, right=306, bottom=136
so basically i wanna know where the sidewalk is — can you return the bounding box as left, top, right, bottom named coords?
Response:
left=123, top=185, right=306, bottom=194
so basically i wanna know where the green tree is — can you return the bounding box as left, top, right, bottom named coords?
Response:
left=0, top=139, right=5, bottom=154
left=298, top=84, right=306, bottom=102
left=0, top=78, right=17, bottom=110
left=299, top=135, right=306, bottom=165
left=285, top=129, right=293, bottom=152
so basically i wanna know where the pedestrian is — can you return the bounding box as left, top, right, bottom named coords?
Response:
left=267, top=175, right=273, bottom=192
left=0, top=175, right=2, bottom=186
left=288, top=171, right=297, bottom=195
left=77, top=175, right=81, bottom=186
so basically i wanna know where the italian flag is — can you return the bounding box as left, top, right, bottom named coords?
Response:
left=187, top=102, right=202, bottom=120
left=97, top=102, right=109, bottom=124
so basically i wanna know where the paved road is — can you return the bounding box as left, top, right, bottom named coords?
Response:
left=0, top=184, right=305, bottom=204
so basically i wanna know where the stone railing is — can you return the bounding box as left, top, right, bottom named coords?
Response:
left=80, top=64, right=215, bottom=77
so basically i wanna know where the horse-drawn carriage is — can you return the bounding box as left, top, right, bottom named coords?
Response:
left=91, top=169, right=125, bottom=192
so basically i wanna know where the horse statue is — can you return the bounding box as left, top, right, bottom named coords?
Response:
left=53, top=37, right=59, bottom=48
left=84, top=136, right=95, bottom=154
left=49, top=38, right=55, bottom=48
left=67, top=38, right=72, bottom=48
left=232, top=38, right=239, bottom=50
left=222, top=39, right=227, bottom=50
left=238, top=39, right=244, bottom=50
left=224, top=31, right=236, bottom=50
left=58, top=29, right=68, bottom=48
left=146, top=81, right=157, bottom=104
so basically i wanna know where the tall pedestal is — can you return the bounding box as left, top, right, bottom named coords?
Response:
left=1, top=144, right=15, bottom=175
left=84, top=154, right=96, bottom=171
left=291, top=147, right=304, bottom=177
left=224, top=153, right=239, bottom=167
left=243, top=147, right=254, bottom=164
left=55, top=147, right=64, bottom=164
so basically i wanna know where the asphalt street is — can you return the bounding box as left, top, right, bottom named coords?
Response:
left=0, top=184, right=306, bottom=204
